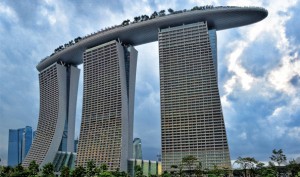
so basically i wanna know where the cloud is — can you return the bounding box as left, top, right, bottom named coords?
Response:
left=0, top=2, right=18, bottom=23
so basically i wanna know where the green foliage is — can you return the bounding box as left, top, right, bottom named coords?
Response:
left=61, top=166, right=70, bottom=177
left=134, top=165, right=144, bottom=177
left=111, top=169, right=129, bottom=177
left=98, top=171, right=113, bottom=177
left=287, top=159, right=300, bottom=177
left=0, top=166, right=12, bottom=177
left=195, top=162, right=203, bottom=177
left=28, top=160, right=39, bottom=176
left=182, top=155, right=198, bottom=176
left=71, top=165, right=86, bottom=177
left=270, top=149, right=287, bottom=166
left=168, top=8, right=174, bottom=14
left=161, top=171, right=171, bottom=177
left=259, top=168, right=277, bottom=177
left=100, top=163, right=108, bottom=172
left=182, top=155, right=198, bottom=170
left=86, top=160, right=96, bottom=177
left=234, top=156, right=258, bottom=177
left=41, top=162, right=55, bottom=177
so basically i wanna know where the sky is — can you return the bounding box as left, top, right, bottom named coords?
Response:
left=0, top=0, right=300, bottom=167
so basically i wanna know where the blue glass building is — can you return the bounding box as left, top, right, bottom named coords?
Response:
left=8, top=126, right=33, bottom=166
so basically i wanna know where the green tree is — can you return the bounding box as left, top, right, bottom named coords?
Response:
left=161, top=171, right=171, bottom=177
left=287, top=159, right=300, bottom=177
left=100, top=163, right=108, bottom=172
left=10, top=163, right=30, bottom=177
left=0, top=166, right=12, bottom=177
left=234, top=157, right=258, bottom=177
left=86, top=160, right=96, bottom=177
left=41, top=163, right=55, bottom=177
left=159, top=10, right=166, bottom=16
left=61, top=166, right=70, bottom=177
left=168, top=8, right=174, bottom=14
left=99, top=171, right=113, bottom=177
left=70, top=165, right=86, bottom=177
left=182, top=155, right=198, bottom=176
left=259, top=168, right=277, bottom=177
left=270, top=149, right=287, bottom=166
left=28, top=160, right=39, bottom=176
left=195, top=162, right=203, bottom=177
left=134, top=165, right=144, bottom=177
left=170, top=164, right=178, bottom=176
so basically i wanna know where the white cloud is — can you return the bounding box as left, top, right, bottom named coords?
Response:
left=239, top=132, right=247, bottom=140
left=221, top=0, right=300, bottom=107
left=288, top=127, right=300, bottom=140
left=0, top=2, right=18, bottom=22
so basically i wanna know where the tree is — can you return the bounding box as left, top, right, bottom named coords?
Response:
left=234, top=157, right=258, bottom=177
left=259, top=168, right=277, bottom=177
left=28, top=160, right=39, bottom=176
left=161, top=171, right=171, bottom=177
left=170, top=164, right=178, bottom=175
left=61, top=166, right=70, bottom=177
left=182, top=155, right=198, bottom=176
left=150, top=11, right=158, bottom=19
left=100, top=164, right=108, bottom=172
left=159, top=10, right=166, bottom=16
left=134, top=165, right=144, bottom=177
left=270, top=149, right=287, bottom=166
left=168, top=8, right=174, bottom=14
left=70, top=165, right=86, bottom=177
left=10, top=163, right=30, bottom=177
left=99, top=171, right=113, bottom=177
left=41, top=163, right=55, bottom=177
left=86, top=160, right=96, bottom=177
left=122, top=19, right=130, bottom=26
left=195, top=162, right=203, bottom=177
left=287, top=159, right=300, bottom=177
left=134, top=16, right=140, bottom=22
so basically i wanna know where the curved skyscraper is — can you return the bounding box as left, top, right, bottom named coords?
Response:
left=76, top=41, right=137, bottom=170
left=22, top=63, right=80, bottom=167
left=24, top=6, right=267, bottom=172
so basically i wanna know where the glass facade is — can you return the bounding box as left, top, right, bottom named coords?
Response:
left=133, top=138, right=142, bottom=159
left=8, top=126, right=33, bottom=166
left=127, top=159, right=161, bottom=177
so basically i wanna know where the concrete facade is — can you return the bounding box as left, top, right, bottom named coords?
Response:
left=76, top=41, right=137, bottom=171
left=159, top=22, right=231, bottom=170
left=22, top=63, right=79, bottom=167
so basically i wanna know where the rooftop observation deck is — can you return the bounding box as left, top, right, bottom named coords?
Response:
left=37, top=6, right=268, bottom=72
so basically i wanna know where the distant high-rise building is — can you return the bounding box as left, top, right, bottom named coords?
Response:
left=32, top=131, right=36, bottom=140
left=8, top=126, right=33, bottom=166
left=133, top=138, right=142, bottom=159
left=74, top=139, right=78, bottom=153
